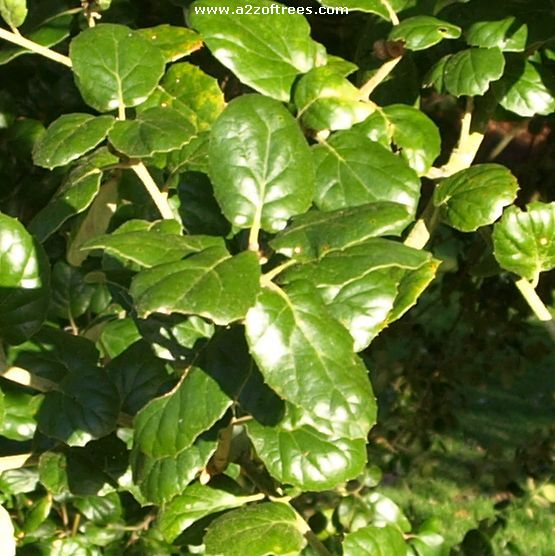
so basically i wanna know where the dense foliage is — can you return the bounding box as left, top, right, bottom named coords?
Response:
left=0, top=0, right=553, bottom=554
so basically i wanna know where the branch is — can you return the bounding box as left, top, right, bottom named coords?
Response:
left=380, top=0, right=399, bottom=25
left=0, top=26, right=72, bottom=67
left=404, top=199, right=439, bottom=250
left=131, top=162, right=175, bottom=220
left=359, top=56, right=402, bottom=99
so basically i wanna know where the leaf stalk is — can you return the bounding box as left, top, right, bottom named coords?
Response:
left=0, top=26, right=72, bottom=67
left=131, top=162, right=175, bottom=220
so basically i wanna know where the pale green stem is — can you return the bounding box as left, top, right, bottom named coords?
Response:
left=359, top=56, right=402, bottom=99
left=515, top=278, right=555, bottom=341
left=380, top=0, right=400, bottom=24
left=404, top=201, right=439, bottom=250
left=261, top=259, right=298, bottom=286
left=118, top=103, right=126, bottom=121
left=131, top=162, right=175, bottom=220
left=248, top=207, right=262, bottom=252
left=0, top=26, right=72, bottom=67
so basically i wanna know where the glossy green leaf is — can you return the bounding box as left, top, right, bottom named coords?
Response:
left=0, top=12, right=72, bottom=65
left=131, top=247, right=260, bottom=325
left=389, top=16, right=461, bottom=51
left=49, top=261, right=97, bottom=319
left=28, top=168, right=104, bottom=243
left=248, top=420, right=367, bottom=490
left=189, top=0, right=323, bottom=101
left=466, top=17, right=527, bottom=52
left=24, top=495, right=52, bottom=533
left=203, top=502, right=307, bottom=556
left=133, top=367, right=231, bottom=460
left=33, top=114, right=115, bottom=169
left=135, top=25, right=203, bottom=62
left=245, top=282, right=376, bottom=439
left=106, top=341, right=169, bottom=414
left=424, top=53, right=451, bottom=92
left=108, top=107, right=195, bottom=158
left=492, top=201, right=555, bottom=282
left=168, top=132, right=210, bottom=175
left=98, top=318, right=141, bottom=359
left=343, top=524, right=408, bottom=556
left=492, top=60, right=555, bottom=117
left=444, top=47, right=505, bottom=96
left=313, top=130, right=420, bottom=216
left=0, top=0, right=27, bottom=28
left=294, top=67, right=374, bottom=131
left=357, top=104, right=441, bottom=175
left=0, top=389, right=41, bottom=441
left=132, top=368, right=230, bottom=502
left=433, top=164, right=519, bottom=232
left=209, top=95, right=314, bottom=232
left=139, top=62, right=225, bottom=132
left=326, top=54, right=358, bottom=77
left=83, top=224, right=222, bottom=268
left=270, top=202, right=412, bottom=262
left=0, top=212, right=50, bottom=345
left=283, top=239, right=435, bottom=350
left=69, top=23, right=166, bottom=112
left=158, top=481, right=263, bottom=542
left=35, top=332, right=119, bottom=446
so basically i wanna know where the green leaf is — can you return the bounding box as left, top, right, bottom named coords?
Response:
left=83, top=224, right=223, bottom=268
left=433, top=164, right=519, bottom=232
left=294, top=67, right=374, bottom=132
left=0, top=389, right=41, bottom=441
left=282, top=239, right=435, bottom=350
left=466, top=17, right=527, bottom=52
left=492, top=201, right=555, bottom=282
left=158, top=481, right=263, bottom=542
left=108, top=107, right=195, bottom=158
left=133, top=367, right=231, bottom=460
left=28, top=163, right=106, bottom=243
left=106, top=341, right=169, bottom=414
left=49, top=261, right=97, bottom=319
left=209, top=95, right=314, bottom=232
left=33, top=114, right=115, bottom=170
left=133, top=437, right=217, bottom=504
left=34, top=331, right=119, bottom=446
left=0, top=0, right=27, bottom=28
left=69, top=23, right=165, bottom=113
left=0, top=12, right=72, bottom=65
left=131, top=247, right=260, bottom=325
left=444, top=47, right=505, bottom=96
left=270, top=202, right=412, bottom=262
left=248, top=420, right=367, bottom=490
left=343, top=524, right=408, bottom=556
left=492, top=59, right=555, bottom=117
left=389, top=16, right=461, bottom=51
left=0, top=212, right=50, bottom=345
left=203, top=502, right=307, bottom=556
left=189, top=0, right=323, bottom=101
left=131, top=368, right=230, bottom=502
left=245, top=282, right=376, bottom=439
left=356, top=104, right=441, bottom=175
left=98, top=318, right=141, bottom=359
left=135, top=25, right=203, bottom=63
left=313, top=130, right=420, bottom=216
left=139, top=62, right=225, bottom=132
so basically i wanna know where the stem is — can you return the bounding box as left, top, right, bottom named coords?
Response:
left=131, top=162, right=175, bottom=220
left=118, top=104, right=126, bottom=121
left=359, top=56, right=402, bottom=99
left=0, top=27, right=72, bottom=67
left=426, top=97, right=485, bottom=179
left=261, top=259, right=297, bottom=286
left=291, top=508, right=332, bottom=556
left=514, top=278, right=555, bottom=341
left=381, top=0, right=400, bottom=25
left=404, top=200, right=439, bottom=250
left=248, top=208, right=262, bottom=252
left=0, top=365, right=61, bottom=392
